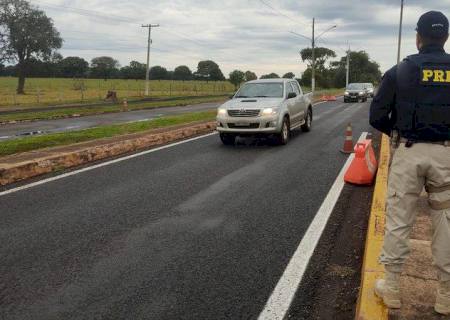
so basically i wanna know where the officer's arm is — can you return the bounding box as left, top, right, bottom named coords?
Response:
left=369, top=68, right=396, bottom=135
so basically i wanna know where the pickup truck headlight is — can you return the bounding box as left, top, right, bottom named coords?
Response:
left=217, top=108, right=227, bottom=116
left=262, top=107, right=278, bottom=115
left=344, top=91, right=349, bottom=95
left=359, top=91, right=364, bottom=95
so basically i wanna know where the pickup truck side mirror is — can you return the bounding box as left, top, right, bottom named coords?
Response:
left=229, top=95, right=235, bottom=100
left=287, top=92, right=297, bottom=99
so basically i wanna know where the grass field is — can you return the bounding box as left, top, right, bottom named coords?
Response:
left=0, top=111, right=216, bottom=156
left=0, top=77, right=235, bottom=107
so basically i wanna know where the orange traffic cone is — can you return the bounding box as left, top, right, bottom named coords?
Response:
left=340, top=123, right=354, bottom=154
left=344, top=139, right=378, bottom=185
left=321, top=95, right=328, bottom=101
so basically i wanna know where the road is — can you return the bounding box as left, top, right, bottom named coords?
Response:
left=0, top=102, right=220, bottom=140
left=0, top=98, right=371, bottom=320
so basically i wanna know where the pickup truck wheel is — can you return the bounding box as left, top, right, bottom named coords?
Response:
left=301, top=108, right=312, bottom=132
left=275, top=117, right=290, bottom=145
left=220, top=133, right=236, bottom=145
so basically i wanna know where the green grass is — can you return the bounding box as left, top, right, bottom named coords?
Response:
left=0, top=77, right=235, bottom=108
left=0, top=111, right=216, bottom=157
left=0, top=95, right=226, bottom=123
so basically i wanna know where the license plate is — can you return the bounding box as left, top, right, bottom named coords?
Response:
left=234, top=122, right=249, bottom=127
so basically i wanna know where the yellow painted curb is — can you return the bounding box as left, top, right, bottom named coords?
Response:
left=355, top=134, right=390, bottom=320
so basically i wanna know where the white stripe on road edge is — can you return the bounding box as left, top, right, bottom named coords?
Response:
left=258, top=131, right=368, bottom=320
left=0, top=132, right=217, bottom=197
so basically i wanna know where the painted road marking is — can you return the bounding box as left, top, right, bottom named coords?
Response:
left=0, top=132, right=217, bottom=197
left=0, top=135, right=10, bottom=140
left=258, top=132, right=368, bottom=320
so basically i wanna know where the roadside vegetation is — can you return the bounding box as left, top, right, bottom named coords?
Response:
left=0, top=111, right=216, bottom=156
left=0, top=95, right=227, bottom=123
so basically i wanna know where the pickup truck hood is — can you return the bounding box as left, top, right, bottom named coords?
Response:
left=221, top=98, right=285, bottom=109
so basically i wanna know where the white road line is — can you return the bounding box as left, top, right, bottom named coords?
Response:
left=0, top=135, right=10, bottom=140
left=258, top=131, right=368, bottom=320
left=0, top=132, right=218, bottom=197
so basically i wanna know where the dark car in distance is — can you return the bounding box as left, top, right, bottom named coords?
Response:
left=344, top=83, right=368, bottom=103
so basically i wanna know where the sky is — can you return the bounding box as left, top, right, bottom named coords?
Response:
left=29, top=0, right=450, bottom=78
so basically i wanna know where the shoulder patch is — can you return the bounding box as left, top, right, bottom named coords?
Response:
left=421, top=65, right=450, bottom=85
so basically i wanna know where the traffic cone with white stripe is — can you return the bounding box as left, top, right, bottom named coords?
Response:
left=340, top=123, right=354, bottom=154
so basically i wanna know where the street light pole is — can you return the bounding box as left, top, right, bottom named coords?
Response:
left=397, top=0, right=404, bottom=64
left=142, top=24, right=159, bottom=96
left=346, top=43, right=350, bottom=87
left=311, top=18, right=316, bottom=95
left=291, top=22, right=336, bottom=95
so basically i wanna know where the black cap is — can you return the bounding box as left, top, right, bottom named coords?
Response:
left=416, top=11, right=449, bottom=39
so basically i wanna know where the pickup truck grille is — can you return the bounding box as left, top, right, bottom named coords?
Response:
left=228, top=109, right=260, bottom=117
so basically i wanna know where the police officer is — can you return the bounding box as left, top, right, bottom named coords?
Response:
left=370, top=11, right=450, bottom=315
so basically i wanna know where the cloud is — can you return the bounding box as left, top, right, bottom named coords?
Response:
left=31, top=0, right=450, bottom=77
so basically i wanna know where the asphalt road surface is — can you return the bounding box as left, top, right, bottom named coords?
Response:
left=0, top=98, right=371, bottom=320
left=0, top=102, right=220, bottom=140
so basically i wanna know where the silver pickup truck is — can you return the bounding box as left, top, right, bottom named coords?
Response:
left=216, top=78, right=313, bottom=145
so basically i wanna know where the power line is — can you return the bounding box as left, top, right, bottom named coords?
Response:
left=30, top=0, right=137, bottom=23
left=258, top=0, right=309, bottom=28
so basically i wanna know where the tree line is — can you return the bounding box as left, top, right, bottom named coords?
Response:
left=0, top=56, right=227, bottom=81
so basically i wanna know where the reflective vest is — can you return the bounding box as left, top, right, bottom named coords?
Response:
left=395, top=51, right=450, bottom=141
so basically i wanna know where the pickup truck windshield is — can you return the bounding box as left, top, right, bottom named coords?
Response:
left=347, top=83, right=364, bottom=90
left=236, top=83, right=284, bottom=98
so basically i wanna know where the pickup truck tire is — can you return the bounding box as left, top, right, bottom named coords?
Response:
left=301, top=108, right=312, bottom=132
left=275, top=117, right=290, bottom=145
left=220, top=133, right=236, bottom=145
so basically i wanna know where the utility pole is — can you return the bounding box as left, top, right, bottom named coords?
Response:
left=311, top=17, right=316, bottom=95
left=397, top=0, right=404, bottom=64
left=346, top=43, right=350, bottom=87
left=142, top=24, right=159, bottom=96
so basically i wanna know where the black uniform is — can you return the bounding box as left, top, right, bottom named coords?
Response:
left=370, top=44, right=450, bottom=142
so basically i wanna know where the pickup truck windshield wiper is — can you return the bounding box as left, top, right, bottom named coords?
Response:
left=235, top=95, right=248, bottom=98
left=254, top=95, right=269, bottom=97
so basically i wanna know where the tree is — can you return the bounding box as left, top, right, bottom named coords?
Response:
left=229, top=70, right=245, bottom=89
left=244, top=70, right=257, bottom=81
left=260, top=73, right=280, bottom=79
left=0, top=0, right=63, bottom=93
left=173, top=65, right=193, bottom=81
left=90, top=56, right=119, bottom=80
left=331, top=51, right=382, bottom=87
left=300, top=47, right=336, bottom=72
left=149, top=65, right=168, bottom=80
left=283, top=72, right=295, bottom=79
left=120, top=61, right=146, bottom=79
left=59, top=56, right=89, bottom=78
left=195, top=60, right=225, bottom=81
